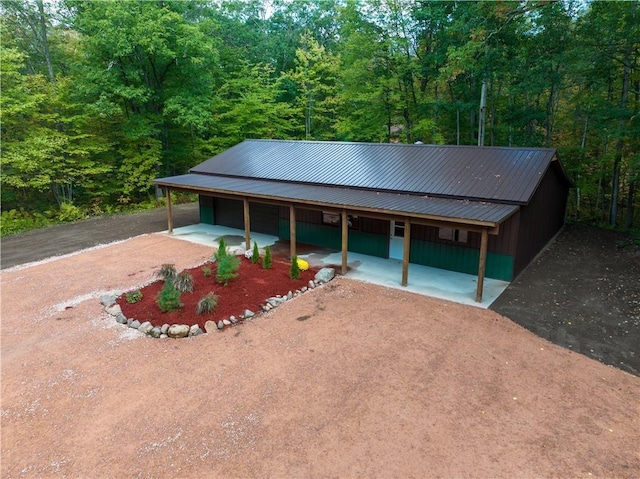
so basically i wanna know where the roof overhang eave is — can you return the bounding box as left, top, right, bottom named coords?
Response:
left=154, top=179, right=517, bottom=232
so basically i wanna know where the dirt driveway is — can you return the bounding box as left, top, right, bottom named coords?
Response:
left=1, top=234, right=639, bottom=478
left=492, top=223, right=640, bottom=376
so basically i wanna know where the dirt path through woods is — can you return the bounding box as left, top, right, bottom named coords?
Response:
left=1, top=234, right=639, bottom=478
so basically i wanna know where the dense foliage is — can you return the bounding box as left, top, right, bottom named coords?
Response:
left=1, top=0, right=638, bottom=230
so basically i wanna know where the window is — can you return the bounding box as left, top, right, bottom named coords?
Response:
left=438, top=227, right=468, bottom=243
left=322, top=212, right=360, bottom=229
left=322, top=212, right=341, bottom=226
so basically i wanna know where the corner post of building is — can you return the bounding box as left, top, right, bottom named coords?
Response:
left=401, top=220, right=411, bottom=286
left=165, top=187, right=173, bottom=234
left=476, top=227, right=489, bottom=302
left=289, top=204, right=297, bottom=259
left=341, top=209, right=348, bottom=275
left=243, top=197, right=251, bottom=250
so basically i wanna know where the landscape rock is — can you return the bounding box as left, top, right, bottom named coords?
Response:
left=100, top=294, right=117, bottom=307
left=308, top=280, right=315, bottom=289
left=267, top=297, right=281, bottom=307
left=189, top=324, right=203, bottom=336
left=167, top=324, right=189, bottom=338
left=243, top=309, right=255, bottom=318
left=230, top=316, right=238, bottom=324
left=301, top=287, right=307, bottom=293
left=138, top=321, right=153, bottom=334
left=223, top=319, right=231, bottom=326
left=217, top=320, right=224, bottom=329
left=315, top=268, right=335, bottom=284
left=149, top=327, right=162, bottom=338
left=160, top=334, right=168, bottom=339
left=244, top=250, right=253, bottom=260
left=287, top=291, right=293, bottom=300
left=204, top=320, right=217, bottom=333
left=161, top=324, right=170, bottom=334
left=106, top=304, right=122, bottom=316
left=127, top=318, right=134, bottom=327
left=129, top=319, right=141, bottom=329
left=115, top=313, right=128, bottom=324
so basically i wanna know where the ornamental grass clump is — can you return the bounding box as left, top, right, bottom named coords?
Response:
left=263, top=245, right=272, bottom=269
left=251, top=241, right=260, bottom=264
left=125, top=289, right=143, bottom=304
left=196, top=292, right=218, bottom=315
left=157, top=263, right=177, bottom=282
left=290, top=255, right=301, bottom=280
left=156, top=281, right=183, bottom=313
left=216, top=254, right=240, bottom=285
left=202, top=266, right=212, bottom=278
left=173, top=271, right=194, bottom=293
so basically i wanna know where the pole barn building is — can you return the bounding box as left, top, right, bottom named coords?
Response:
left=154, top=140, right=572, bottom=302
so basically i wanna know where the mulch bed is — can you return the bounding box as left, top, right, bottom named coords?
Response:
left=117, top=257, right=318, bottom=330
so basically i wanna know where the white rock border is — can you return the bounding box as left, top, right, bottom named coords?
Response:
left=101, top=267, right=336, bottom=339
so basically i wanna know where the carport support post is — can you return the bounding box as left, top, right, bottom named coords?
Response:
left=476, top=227, right=489, bottom=302
left=289, top=205, right=296, bottom=259
left=243, top=197, right=251, bottom=249
left=401, top=220, right=411, bottom=286
left=341, top=209, right=348, bottom=275
left=165, top=188, right=173, bottom=234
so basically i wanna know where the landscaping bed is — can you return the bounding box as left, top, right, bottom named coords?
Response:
left=116, top=255, right=318, bottom=333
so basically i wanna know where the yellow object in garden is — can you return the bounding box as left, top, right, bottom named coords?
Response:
left=296, top=258, right=309, bottom=271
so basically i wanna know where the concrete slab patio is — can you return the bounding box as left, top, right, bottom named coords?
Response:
left=165, top=223, right=509, bottom=308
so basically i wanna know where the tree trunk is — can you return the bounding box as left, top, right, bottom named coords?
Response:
left=626, top=176, right=636, bottom=228
left=36, top=0, right=55, bottom=89
left=477, top=77, right=487, bottom=146
left=609, top=30, right=632, bottom=226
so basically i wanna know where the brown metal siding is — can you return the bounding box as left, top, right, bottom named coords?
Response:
left=360, top=217, right=388, bottom=235
left=190, top=140, right=558, bottom=204
left=410, top=218, right=518, bottom=257
left=250, top=203, right=279, bottom=236
left=513, top=166, right=569, bottom=277
left=213, top=198, right=243, bottom=229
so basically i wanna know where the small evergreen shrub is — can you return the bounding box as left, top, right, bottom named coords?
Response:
left=156, top=282, right=183, bottom=312
left=263, top=245, right=272, bottom=269
left=214, top=237, right=228, bottom=262
left=173, top=271, right=194, bottom=293
left=202, top=266, right=212, bottom=278
left=290, top=255, right=301, bottom=279
left=125, top=290, right=143, bottom=304
left=157, top=263, right=177, bottom=282
left=251, top=241, right=260, bottom=264
left=216, top=254, right=240, bottom=285
left=196, top=292, right=219, bottom=315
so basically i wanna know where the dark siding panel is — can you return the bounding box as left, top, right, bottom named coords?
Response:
left=214, top=198, right=243, bottom=229
left=250, top=203, right=279, bottom=235
left=411, top=221, right=517, bottom=257
left=199, top=195, right=214, bottom=225
left=488, top=213, right=519, bottom=256
left=348, top=231, right=388, bottom=257
left=410, top=239, right=513, bottom=281
left=514, top=168, right=568, bottom=277
left=360, top=217, right=389, bottom=235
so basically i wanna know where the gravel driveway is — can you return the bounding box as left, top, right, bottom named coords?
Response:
left=1, top=233, right=638, bottom=478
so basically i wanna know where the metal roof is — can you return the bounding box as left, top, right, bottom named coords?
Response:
left=155, top=173, right=519, bottom=227
left=190, top=140, right=560, bottom=205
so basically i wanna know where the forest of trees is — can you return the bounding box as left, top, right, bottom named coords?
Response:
left=1, top=0, right=639, bottom=233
